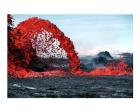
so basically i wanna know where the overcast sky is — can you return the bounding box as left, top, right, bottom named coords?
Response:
left=13, top=14, right=133, bottom=56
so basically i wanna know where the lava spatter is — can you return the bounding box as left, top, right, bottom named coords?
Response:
left=8, top=17, right=81, bottom=77
left=8, top=15, right=132, bottom=78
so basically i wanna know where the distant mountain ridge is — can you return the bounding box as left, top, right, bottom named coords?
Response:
left=96, top=51, right=113, bottom=60
left=80, top=51, right=133, bottom=71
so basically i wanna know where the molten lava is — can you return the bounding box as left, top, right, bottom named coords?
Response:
left=89, top=58, right=133, bottom=76
left=8, top=15, right=133, bottom=78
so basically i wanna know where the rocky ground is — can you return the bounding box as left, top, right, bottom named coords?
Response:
left=8, top=75, right=133, bottom=98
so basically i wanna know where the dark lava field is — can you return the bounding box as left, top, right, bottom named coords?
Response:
left=8, top=75, right=133, bottom=98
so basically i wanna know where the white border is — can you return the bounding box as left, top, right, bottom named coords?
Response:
left=0, top=0, right=140, bottom=112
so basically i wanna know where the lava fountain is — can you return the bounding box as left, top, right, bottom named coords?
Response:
left=8, top=15, right=133, bottom=78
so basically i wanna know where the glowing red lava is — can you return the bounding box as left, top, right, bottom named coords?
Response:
left=89, top=58, right=133, bottom=76
left=8, top=15, right=133, bottom=78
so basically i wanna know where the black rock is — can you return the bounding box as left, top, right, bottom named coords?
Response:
left=8, top=76, right=133, bottom=98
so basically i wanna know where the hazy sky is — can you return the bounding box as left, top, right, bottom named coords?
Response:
left=13, top=14, right=133, bottom=56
